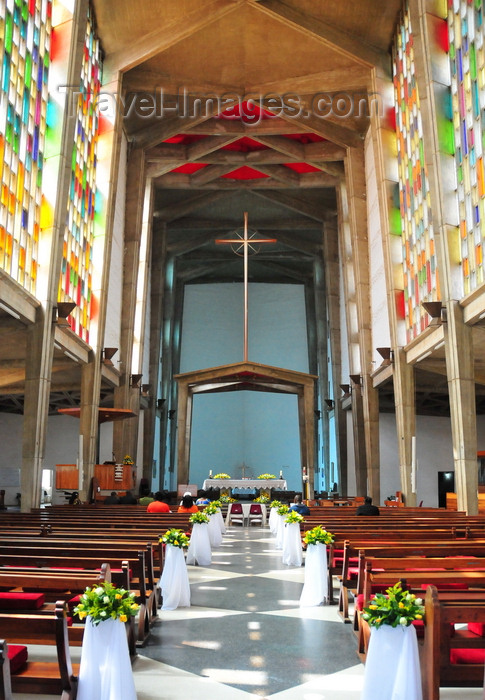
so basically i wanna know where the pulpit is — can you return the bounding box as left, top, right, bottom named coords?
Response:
left=56, top=464, right=136, bottom=491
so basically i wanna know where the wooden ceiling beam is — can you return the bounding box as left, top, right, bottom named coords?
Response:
left=249, top=68, right=370, bottom=96
left=251, top=190, right=327, bottom=222
left=189, top=164, right=239, bottom=186
left=154, top=191, right=227, bottom=221
left=250, top=134, right=344, bottom=177
left=165, top=217, right=323, bottom=231
left=145, top=135, right=240, bottom=178
left=153, top=173, right=334, bottom=189
left=252, top=0, right=390, bottom=72
left=179, top=120, right=315, bottom=136
left=250, top=164, right=301, bottom=186
left=104, top=0, right=244, bottom=76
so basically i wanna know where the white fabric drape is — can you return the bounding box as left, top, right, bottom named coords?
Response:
left=282, top=522, right=303, bottom=566
left=77, top=617, right=136, bottom=700
left=186, top=523, right=212, bottom=566
left=268, top=507, right=278, bottom=534
left=299, top=541, right=328, bottom=606
left=207, top=513, right=223, bottom=547
left=361, top=624, right=422, bottom=700
left=215, top=509, right=226, bottom=535
left=159, top=544, right=191, bottom=610
left=275, top=514, right=286, bottom=549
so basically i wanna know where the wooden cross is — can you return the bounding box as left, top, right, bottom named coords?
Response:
left=215, top=212, right=276, bottom=362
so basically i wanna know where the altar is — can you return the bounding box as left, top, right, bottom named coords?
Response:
left=202, top=479, right=287, bottom=491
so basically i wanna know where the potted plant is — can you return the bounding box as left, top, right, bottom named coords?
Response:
left=74, top=581, right=139, bottom=700
left=360, top=581, right=424, bottom=700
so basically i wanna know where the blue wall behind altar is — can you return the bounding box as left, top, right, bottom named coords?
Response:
left=179, top=283, right=308, bottom=491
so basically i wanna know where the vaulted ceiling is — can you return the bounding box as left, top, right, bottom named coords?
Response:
left=4, top=0, right=483, bottom=418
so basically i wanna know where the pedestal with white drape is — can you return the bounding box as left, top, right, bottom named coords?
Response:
left=361, top=624, right=422, bottom=700
left=282, top=522, right=303, bottom=566
left=77, top=617, right=136, bottom=700
left=159, top=544, right=191, bottom=610
left=215, top=509, right=226, bottom=535
left=268, top=507, right=278, bottom=534
left=275, top=514, right=286, bottom=550
left=207, top=513, right=223, bottom=547
left=186, top=523, right=212, bottom=566
left=299, top=541, right=328, bottom=606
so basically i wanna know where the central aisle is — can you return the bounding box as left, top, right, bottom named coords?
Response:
left=138, top=526, right=364, bottom=699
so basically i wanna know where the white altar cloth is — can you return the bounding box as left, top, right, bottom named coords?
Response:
left=202, top=478, right=287, bottom=490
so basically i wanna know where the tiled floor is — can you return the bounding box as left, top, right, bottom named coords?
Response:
left=15, top=526, right=485, bottom=699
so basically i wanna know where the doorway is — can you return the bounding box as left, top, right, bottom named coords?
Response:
left=438, top=471, right=455, bottom=508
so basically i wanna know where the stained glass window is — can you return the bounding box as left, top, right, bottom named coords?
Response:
left=393, top=4, right=440, bottom=342
left=448, top=0, right=485, bottom=295
left=59, top=7, right=101, bottom=342
left=0, top=0, right=52, bottom=293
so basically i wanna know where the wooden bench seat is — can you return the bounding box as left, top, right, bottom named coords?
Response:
left=421, top=585, right=485, bottom=700
left=0, top=601, right=78, bottom=699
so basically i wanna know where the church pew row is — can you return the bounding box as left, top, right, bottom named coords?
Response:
left=336, top=540, right=485, bottom=623
left=0, top=601, right=78, bottom=700
left=421, top=585, right=485, bottom=700
left=0, top=545, right=158, bottom=645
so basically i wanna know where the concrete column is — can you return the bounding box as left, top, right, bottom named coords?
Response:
left=345, top=147, right=381, bottom=502
left=113, top=148, right=147, bottom=461
left=323, top=220, right=347, bottom=494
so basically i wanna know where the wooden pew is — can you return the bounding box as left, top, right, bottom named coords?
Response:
left=0, top=600, right=78, bottom=699
left=421, top=585, right=485, bottom=700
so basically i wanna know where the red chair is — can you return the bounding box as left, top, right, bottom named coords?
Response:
left=248, top=503, right=263, bottom=526
left=227, top=502, right=244, bottom=526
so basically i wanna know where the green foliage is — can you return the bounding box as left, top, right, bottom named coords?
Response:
left=73, top=581, right=139, bottom=626
left=361, top=581, right=425, bottom=629
left=303, top=525, right=334, bottom=545
left=161, top=528, right=190, bottom=548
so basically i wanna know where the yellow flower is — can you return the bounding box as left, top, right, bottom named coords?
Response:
left=115, top=593, right=122, bottom=600
left=415, top=613, right=422, bottom=619
left=174, top=540, right=179, bottom=546
left=369, top=604, right=378, bottom=609
left=78, top=610, right=87, bottom=619
left=398, top=602, right=405, bottom=608
left=120, top=614, right=127, bottom=622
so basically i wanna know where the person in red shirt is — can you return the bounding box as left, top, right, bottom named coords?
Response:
left=178, top=495, right=199, bottom=513
left=146, top=491, right=171, bottom=513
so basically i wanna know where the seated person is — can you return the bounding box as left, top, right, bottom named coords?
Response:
left=289, top=494, right=310, bottom=516
left=356, top=496, right=380, bottom=516
left=196, top=490, right=211, bottom=506
left=139, top=492, right=154, bottom=506
left=119, top=490, right=137, bottom=505
left=104, top=491, right=120, bottom=504
left=178, top=495, right=199, bottom=513
left=146, top=491, right=171, bottom=513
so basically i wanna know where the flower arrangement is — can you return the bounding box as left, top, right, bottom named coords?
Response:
left=257, top=473, right=276, bottom=479
left=203, top=503, right=219, bottom=516
left=213, top=473, right=231, bottom=479
left=361, top=581, right=424, bottom=629
left=219, top=495, right=236, bottom=504
left=73, top=581, right=139, bottom=625
left=189, top=511, right=210, bottom=524
left=123, top=455, right=134, bottom=465
left=285, top=511, right=304, bottom=524
left=276, top=504, right=290, bottom=516
left=303, top=525, right=334, bottom=546
left=270, top=500, right=282, bottom=509
left=254, top=495, right=270, bottom=503
left=160, top=528, right=190, bottom=549
left=210, top=500, right=222, bottom=509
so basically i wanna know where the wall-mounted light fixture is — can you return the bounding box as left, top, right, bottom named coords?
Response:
left=102, top=347, right=118, bottom=366
left=422, top=301, right=446, bottom=326
left=350, top=374, right=362, bottom=386
left=339, top=384, right=351, bottom=397
left=324, top=399, right=335, bottom=410
left=141, top=384, right=151, bottom=396
left=157, top=398, right=166, bottom=409
left=130, top=374, right=142, bottom=388
left=314, top=409, right=322, bottom=419
left=168, top=409, right=176, bottom=420
left=53, top=302, right=76, bottom=326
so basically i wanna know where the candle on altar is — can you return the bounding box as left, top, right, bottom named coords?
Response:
left=279, top=470, right=283, bottom=479
left=209, top=470, right=213, bottom=478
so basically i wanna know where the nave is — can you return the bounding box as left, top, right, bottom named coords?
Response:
left=14, top=526, right=485, bottom=700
